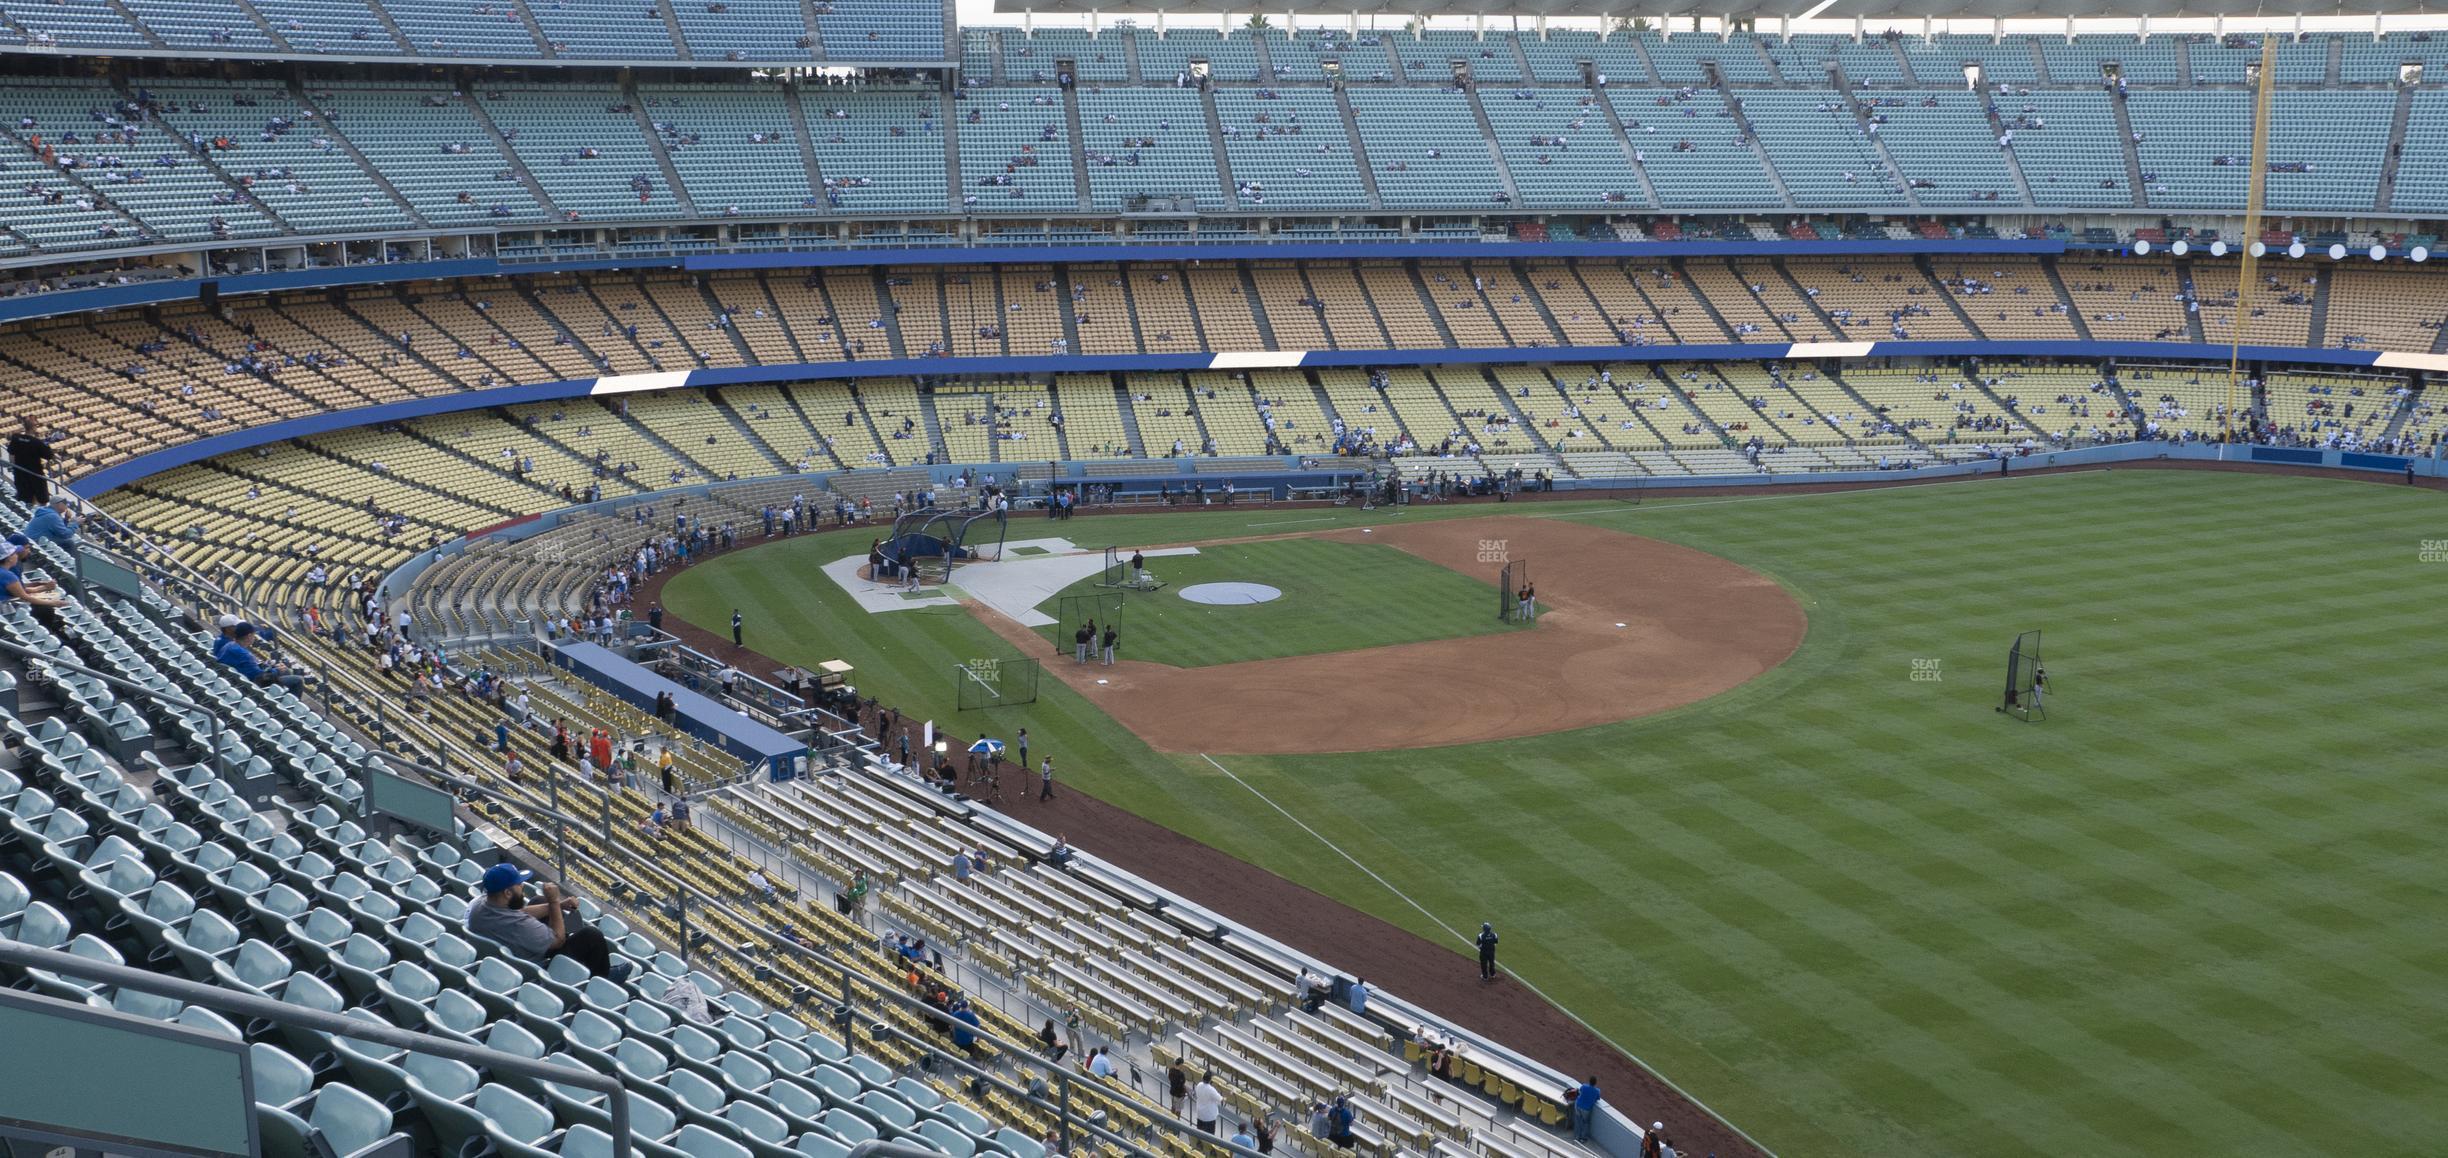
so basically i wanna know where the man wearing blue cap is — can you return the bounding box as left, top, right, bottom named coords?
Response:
left=21, top=499, right=75, bottom=547
left=214, top=623, right=304, bottom=692
left=0, top=533, right=65, bottom=628
left=466, top=862, right=630, bottom=980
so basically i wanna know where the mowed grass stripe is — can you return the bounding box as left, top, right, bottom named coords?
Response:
left=669, top=472, right=2448, bottom=1157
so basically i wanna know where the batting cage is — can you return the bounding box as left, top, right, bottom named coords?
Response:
left=1053, top=592, right=1126, bottom=656
left=1098, top=546, right=1164, bottom=591
left=1498, top=559, right=1534, bottom=623
left=2000, top=630, right=2044, bottom=721
left=955, top=656, right=1042, bottom=711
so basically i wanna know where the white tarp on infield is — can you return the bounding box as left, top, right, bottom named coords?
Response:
left=819, top=538, right=1200, bottom=624
left=956, top=544, right=1201, bottom=627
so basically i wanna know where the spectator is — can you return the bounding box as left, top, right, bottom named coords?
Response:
left=20, top=498, right=75, bottom=546
left=1038, top=1019, right=1067, bottom=1062
left=1571, top=1078, right=1602, bottom=1142
left=464, top=863, right=632, bottom=980
left=1347, top=976, right=1369, bottom=1015
left=948, top=996, right=982, bottom=1053
left=1167, top=1061, right=1189, bottom=1116
left=1190, top=1074, right=1222, bottom=1134
left=1325, top=1097, right=1356, bottom=1149
left=7, top=416, right=54, bottom=504
left=0, top=539, right=64, bottom=628
left=215, top=623, right=303, bottom=692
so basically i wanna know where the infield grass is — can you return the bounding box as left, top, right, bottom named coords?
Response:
left=1031, top=538, right=1525, bottom=667
left=663, top=470, right=2448, bottom=1158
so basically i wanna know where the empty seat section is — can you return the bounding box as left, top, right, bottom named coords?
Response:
left=957, top=89, right=1075, bottom=207
left=669, top=0, right=812, bottom=64
left=1481, top=88, right=1649, bottom=209
left=1734, top=90, right=1902, bottom=210
left=313, top=82, right=546, bottom=225
left=1075, top=88, right=1224, bottom=210
left=1211, top=88, right=1364, bottom=211
left=639, top=82, right=813, bottom=216
left=475, top=83, right=683, bottom=219
left=1346, top=88, right=1495, bottom=210
left=528, top=0, right=675, bottom=59
left=1609, top=89, right=1781, bottom=211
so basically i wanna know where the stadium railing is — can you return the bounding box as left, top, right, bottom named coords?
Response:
left=0, top=938, right=641, bottom=1158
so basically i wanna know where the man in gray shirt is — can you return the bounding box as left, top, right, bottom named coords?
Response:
left=466, top=863, right=629, bottom=981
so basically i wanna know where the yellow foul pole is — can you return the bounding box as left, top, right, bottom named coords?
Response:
left=2225, top=36, right=2277, bottom=443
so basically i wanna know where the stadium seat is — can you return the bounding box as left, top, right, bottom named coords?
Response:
left=305, top=1083, right=413, bottom=1158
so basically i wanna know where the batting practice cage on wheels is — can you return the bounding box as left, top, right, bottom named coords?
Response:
left=2001, top=630, right=2044, bottom=721
left=956, top=656, right=1042, bottom=711
left=1053, top=592, right=1126, bottom=655
left=1498, top=560, right=1533, bottom=622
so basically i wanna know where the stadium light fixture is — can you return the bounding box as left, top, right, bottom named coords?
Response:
left=2133, top=238, right=2151, bottom=255
left=2287, top=241, right=2307, bottom=259
left=2329, top=243, right=2348, bottom=261
left=2370, top=244, right=2388, bottom=262
left=2210, top=240, right=2228, bottom=257
left=2170, top=239, right=2188, bottom=256
left=2414, top=246, right=2430, bottom=263
left=2248, top=241, right=2267, bottom=258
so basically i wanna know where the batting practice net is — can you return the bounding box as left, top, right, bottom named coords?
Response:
left=1053, top=592, right=1126, bottom=656
left=1099, top=546, right=1164, bottom=591
left=1498, top=559, right=1534, bottom=622
left=2000, top=630, right=2043, bottom=721
left=956, top=656, right=1041, bottom=711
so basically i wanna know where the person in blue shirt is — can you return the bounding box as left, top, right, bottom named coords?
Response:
left=1324, top=1097, right=1356, bottom=1149
left=948, top=997, right=981, bottom=1054
left=1570, top=1078, right=1602, bottom=1142
left=20, top=499, right=75, bottom=547
left=215, top=623, right=303, bottom=692
left=0, top=539, right=65, bottom=627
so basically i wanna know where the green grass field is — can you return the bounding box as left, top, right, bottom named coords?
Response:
left=1030, top=538, right=1523, bottom=667
left=663, top=471, right=2447, bottom=1158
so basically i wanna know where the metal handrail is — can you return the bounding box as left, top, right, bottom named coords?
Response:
left=51, top=491, right=1268, bottom=1158
left=0, top=941, right=634, bottom=1158
left=381, top=752, right=1267, bottom=1158
left=0, top=633, right=221, bottom=763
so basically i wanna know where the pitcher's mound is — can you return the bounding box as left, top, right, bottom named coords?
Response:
left=1178, top=582, right=1284, bottom=606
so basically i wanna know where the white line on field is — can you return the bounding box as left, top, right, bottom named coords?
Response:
left=1198, top=751, right=1777, bottom=1156
left=1530, top=467, right=2114, bottom=520
left=1244, top=516, right=1342, bottom=528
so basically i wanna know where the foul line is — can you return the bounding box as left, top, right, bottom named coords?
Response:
left=1244, top=516, right=1342, bottom=529
left=1526, top=467, right=2115, bottom=521
left=1198, top=752, right=1778, bottom=1157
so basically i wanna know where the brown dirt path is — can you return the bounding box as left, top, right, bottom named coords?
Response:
left=983, top=514, right=1805, bottom=755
